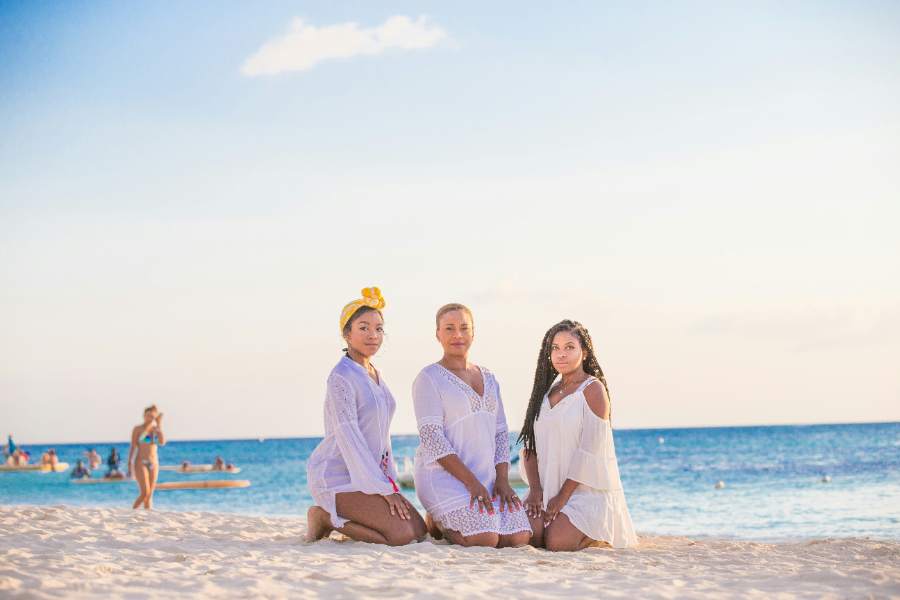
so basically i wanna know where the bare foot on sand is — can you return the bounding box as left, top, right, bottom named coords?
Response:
left=425, top=513, right=443, bottom=541
left=305, top=506, right=334, bottom=542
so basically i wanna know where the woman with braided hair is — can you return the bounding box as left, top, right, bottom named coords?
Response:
left=306, top=287, right=427, bottom=545
left=518, top=320, right=637, bottom=550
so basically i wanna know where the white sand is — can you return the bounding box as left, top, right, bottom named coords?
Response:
left=1, top=506, right=898, bottom=599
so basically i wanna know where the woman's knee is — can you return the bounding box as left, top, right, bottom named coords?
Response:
left=502, top=531, right=532, bottom=548
left=459, top=532, right=500, bottom=547
left=528, top=518, right=545, bottom=547
left=382, top=522, right=419, bottom=546
left=544, top=531, right=579, bottom=552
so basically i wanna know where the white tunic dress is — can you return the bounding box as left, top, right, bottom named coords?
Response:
left=534, top=377, right=638, bottom=548
left=306, top=357, right=400, bottom=528
left=413, top=363, right=532, bottom=537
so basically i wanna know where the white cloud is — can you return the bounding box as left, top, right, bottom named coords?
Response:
left=241, top=15, right=447, bottom=77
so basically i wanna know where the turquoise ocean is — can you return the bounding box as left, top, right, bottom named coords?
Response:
left=2, top=422, right=898, bottom=541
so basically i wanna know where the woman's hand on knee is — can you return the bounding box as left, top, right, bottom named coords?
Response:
left=382, top=493, right=411, bottom=520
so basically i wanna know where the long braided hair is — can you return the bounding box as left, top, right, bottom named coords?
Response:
left=518, top=320, right=611, bottom=456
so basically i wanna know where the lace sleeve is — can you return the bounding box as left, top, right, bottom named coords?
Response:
left=493, top=375, right=510, bottom=465
left=418, top=421, right=456, bottom=464
left=413, top=371, right=458, bottom=464
left=494, top=429, right=510, bottom=466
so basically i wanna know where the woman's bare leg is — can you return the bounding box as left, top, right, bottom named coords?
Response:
left=443, top=529, right=500, bottom=548
left=144, top=464, right=158, bottom=509
left=307, top=503, right=389, bottom=544
left=498, top=530, right=532, bottom=548
left=544, top=514, right=593, bottom=552
left=527, top=514, right=545, bottom=548
left=334, top=492, right=424, bottom=546
left=425, top=513, right=443, bottom=540
left=133, top=464, right=149, bottom=509
left=306, top=506, right=334, bottom=542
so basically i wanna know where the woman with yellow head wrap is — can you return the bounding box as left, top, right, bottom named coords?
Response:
left=306, top=287, right=426, bottom=545
left=339, top=287, right=386, bottom=337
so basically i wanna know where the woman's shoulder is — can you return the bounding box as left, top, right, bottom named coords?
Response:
left=417, top=363, right=442, bottom=378
left=413, top=363, right=441, bottom=386
left=330, top=356, right=362, bottom=379
left=327, top=361, right=356, bottom=389
left=582, top=378, right=610, bottom=420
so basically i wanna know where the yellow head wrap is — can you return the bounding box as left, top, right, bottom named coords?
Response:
left=340, top=287, right=386, bottom=333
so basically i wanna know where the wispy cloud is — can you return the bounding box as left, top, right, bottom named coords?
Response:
left=241, top=15, right=447, bottom=77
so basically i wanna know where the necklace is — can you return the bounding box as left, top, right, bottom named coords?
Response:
left=551, top=374, right=588, bottom=398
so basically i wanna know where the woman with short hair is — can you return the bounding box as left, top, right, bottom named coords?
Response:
left=413, top=303, right=532, bottom=548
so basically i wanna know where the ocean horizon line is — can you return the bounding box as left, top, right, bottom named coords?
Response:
left=12, top=419, right=899, bottom=448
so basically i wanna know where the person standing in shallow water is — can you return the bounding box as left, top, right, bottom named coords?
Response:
left=519, top=320, right=638, bottom=551
left=128, top=405, right=166, bottom=509
left=306, top=287, right=427, bottom=545
left=412, top=303, right=532, bottom=548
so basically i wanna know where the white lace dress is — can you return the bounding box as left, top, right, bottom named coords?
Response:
left=306, top=356, right=400, bottom=528
left=533, top=376, right=638, bottom=548
left=413, top=363, right=532, bottom=537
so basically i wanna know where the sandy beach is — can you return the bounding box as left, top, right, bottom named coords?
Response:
left=0, top=506, right=897, bottom=599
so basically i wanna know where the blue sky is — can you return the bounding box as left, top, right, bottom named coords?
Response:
left=2, top=2, right=899, bottom=443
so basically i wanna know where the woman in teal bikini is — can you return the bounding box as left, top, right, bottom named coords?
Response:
left=127, top=405, right=166, bottom=509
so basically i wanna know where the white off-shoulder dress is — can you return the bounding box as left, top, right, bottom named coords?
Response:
left=306, top=356, right=400, bottom=528
left=413, top=363, right=532, bottom=537
left=534, top=376, right=638, bottom=548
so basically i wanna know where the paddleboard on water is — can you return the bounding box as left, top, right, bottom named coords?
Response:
left=155, top=480, right=250, bottom=490
left=0, top=463, right=70, bottom=473
left=70, top=477, right=130, bottom=484
left=158, top=465, right=241, bottom=473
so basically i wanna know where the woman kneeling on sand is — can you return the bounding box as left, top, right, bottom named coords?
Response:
left=128, top=405, right=166, bottom=509
left=519, top=320, right=637, bottom=550
left=412, top=304, right=531, bottom=548
left=306, top=287, right=427, bottom=545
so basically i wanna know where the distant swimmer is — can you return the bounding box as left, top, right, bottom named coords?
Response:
left=71, top=459, right=91, bottom=479
left=8, top=448, right=29, bottom=466
left=127, top=405, right=166, bottom=510
left=41, top=449, right=59, bottom=468
left=212, top=456, right=225, bottom=471
left=85, top=448, right=102, bottom=470
left=105, top=447, right=123, bottom=479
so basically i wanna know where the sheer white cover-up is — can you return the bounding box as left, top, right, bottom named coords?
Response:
left=533, top=377, right=638, bottom=548
left=306, top=357, right=400, bottom=528
left=413, top=363, right=531, bottom=537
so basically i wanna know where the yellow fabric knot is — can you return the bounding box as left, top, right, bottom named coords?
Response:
left=340, top=286, right=386, bottom=332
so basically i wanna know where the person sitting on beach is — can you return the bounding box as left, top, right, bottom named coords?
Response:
left=105, top=447, right=123, bottom=479
left=71, top=459, right=91, bottom=479
left=519, top=320, right=638, bottom=551
left=127, top=405, right=166, bottom=509
left=412, top=304, right=531, bottom=548
left=306, top=287, right=427, bottom=546
left=212, top=456, right=225, bottom=471
left=85, top=448, right=102, bottom=470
